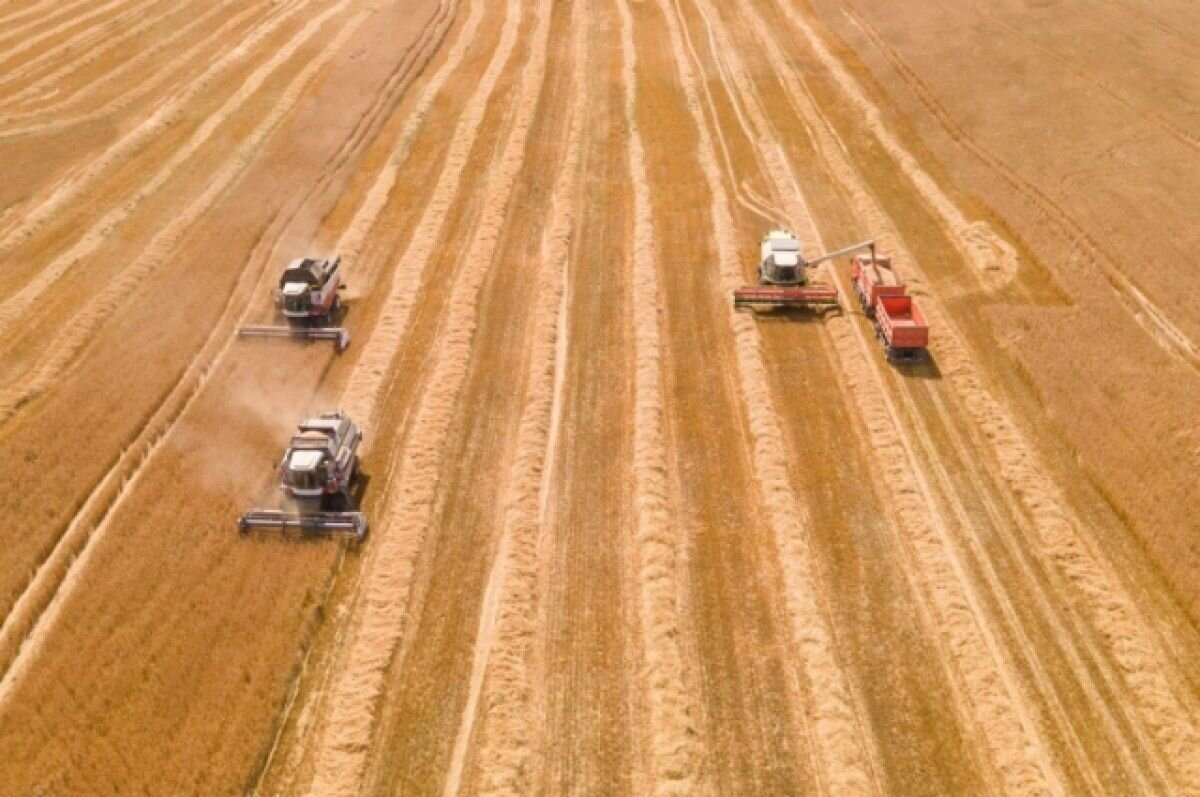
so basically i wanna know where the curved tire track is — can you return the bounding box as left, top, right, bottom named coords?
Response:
left=835, top=2, right=1200, bottom=368
left=754, top=0, right=1200, bottom=789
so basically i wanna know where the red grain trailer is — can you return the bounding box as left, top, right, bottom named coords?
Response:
left=851, top=254, right=906, bottom=317
left=874, top=294, right=929, bottom=362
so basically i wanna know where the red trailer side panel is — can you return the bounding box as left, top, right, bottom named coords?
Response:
left=875, top=295, right=930, bottom=350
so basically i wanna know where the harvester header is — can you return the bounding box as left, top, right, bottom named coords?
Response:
left=237, top=256, right=351, bottom=352
left=237, top=410, right=367, bottom=540
left=734, top=230, right=872, bottom=309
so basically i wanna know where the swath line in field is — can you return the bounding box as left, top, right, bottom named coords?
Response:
left=775, top=5, right=1200, bottom=789
left=0, top=5, right=376, bottom=691
left=734, top=4, right=1161, bottom=791
left=707, top=6, right=1071, bottom=791
left=338, top=0, right=522, bottom=437
left=0, top=0, right=449, bottom=715
left=333, top=0, right=489, bottom=291
left=0, top=0, right=309, bottom=259
left=0, top=0, right=150, bottom=76
left=658, top=0, right=882, bottom=791
left=0, top=0, right=351, bottom=345
left=0, top=0, right=203, bottom=111
left=0, top=0, right=96, bottom=49
left=441, top=3, right=586, bottom=794
left=298, top=0, right=533, bottom=790
left=240, top=3, right=467, bottom=793
left=0, top=0, right=169, bottom=95
left=614, top=0, right=709, bottom=792
left=0, top=2, right=372, bottom=425
left=0, top=0, right=274, bottom=135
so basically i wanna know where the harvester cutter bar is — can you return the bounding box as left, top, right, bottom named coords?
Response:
left=237, top=509, right=367, bottom=540
left=237, top=325, right=350, bottom=352
left=733, top=285, right=839, bottom=307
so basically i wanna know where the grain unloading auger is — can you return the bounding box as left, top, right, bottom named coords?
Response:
left=237, top=256, right=351, bottom=351
left=237, top=410, right=368, bottom=540
left=734, top=230, right=875, bottom=309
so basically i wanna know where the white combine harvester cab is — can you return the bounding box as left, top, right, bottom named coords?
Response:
left=735, top=230, right=874, bottom=310
left=238, top=410, right=367, bottom=540
left=759, top=229, right=805, bottom=285
left=274, top=257, right=343, bottom=319
left=279, top=282, right=314, bottom=317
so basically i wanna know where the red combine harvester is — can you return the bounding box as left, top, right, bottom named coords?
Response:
left=734, top=230, right=874, bottom=310
left=851, top=251, right=929, bottom=362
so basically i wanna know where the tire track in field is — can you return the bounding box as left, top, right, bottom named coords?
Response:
left=300, top=0, right=533, bottom=790
left=742, top=25, right=1068, bottom=797
left=657, top=0, right=881, bottom=792
left=776, top=7, right=1200, bottom=789
left=0, top=0, right=348, bottom=343
left=0, top=2, right=372, bottom=426
left=616, top=0, right=707, bottom=791
left=0, top=0, right=270, bottom=135
left=752, top=0, right=1200, bottom=789
left=835, top=2, right=1200, bottom=368
left=700, top=1, right=1069, bottom=791
left=971, top=6, right=1200, bottom=153
left=751, top=5, right=1176, bottom=788
left=333, top=0, right=487, bottom=292
left=0, top=0, right=202, bottom=110
left=754, top=28, right=1180, bottom=782
left=657, top=0, right=782, bottom=229
left=0, top=0, right=169, bottom=96
left=915, top=382, right=1168, bottom=792
left=1092, top=0, right=1200, bottom=47
left=441, top=3, right=584, bottom=793
left=765, top=1, right=1018, bottom=293
left=0, top=0, right=306, bottom=258
left=0, top=0, right=451, bottom=711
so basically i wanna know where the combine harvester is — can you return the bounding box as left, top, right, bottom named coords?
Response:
left=238, top=256, right=351, bottom=352
left=850, top=251, right=930, bottom=363
left=734, top=230, right=878, bottom=310
left=238, top=410, right=368, bottom=540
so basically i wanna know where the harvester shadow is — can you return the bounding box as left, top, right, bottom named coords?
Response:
left=348, top=471, right=371, bottom=511
left=293, top=301, right=348, bottom=327
left=747, top=306, right=841, bottom=325
left=892, top=353, right=942, bottom=380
